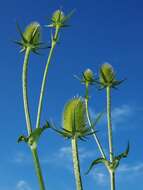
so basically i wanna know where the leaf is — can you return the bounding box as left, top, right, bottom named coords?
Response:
left=112, top=142, right=130, bottom=170
left=17, top=135, right=28, bottom=143
left=85, top=158, right=109, bottom=175
left=114, top=142, right=129, bottom=161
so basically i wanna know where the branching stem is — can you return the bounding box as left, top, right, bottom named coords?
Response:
left=22, top=47, right=46, bottom=190
left=85, top=84, right=106, bottom=159
left=36, top=27, right=60, bottom=129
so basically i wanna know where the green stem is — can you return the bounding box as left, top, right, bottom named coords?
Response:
left=106, top=86, right=113, bottom=162
left=106, top=86, right=115, bottom=190
left=22, top=47, right=45, bottom=190
left=32, top=148, right=46, bottom=190
left=85, top=84, right=106, bottom=159
left=110, top=170, right=115, bottom=190
left=71, top=136, right=83, bottom=190
left=36, top=27, right=60, bottom=129
left=22, top=47, right=32, bottom=135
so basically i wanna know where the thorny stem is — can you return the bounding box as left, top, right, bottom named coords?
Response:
left=85, top=84, right=106, bottom=159
left=71, top=136, right=83, bottom=190
left=31, top=148, right=46, bottom=190
left=36, top=27, right=60, bottom=129
left=106, top=86, right=115, bottom=190
left=22, top=47, right=32, bottom=135
left=106, top=86, right=113, bottom=162
left=22, top=47, right=45, bottom=190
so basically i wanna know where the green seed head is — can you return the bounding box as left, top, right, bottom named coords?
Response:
left=83, top=69, right=94, bottom=84
left=23, top=22, right=41, bottom=45
left=100, top=63, right=115, bottom=86
left=63, top=98, right=86, bottom=133
left=52, top=10, right=65, bottom=23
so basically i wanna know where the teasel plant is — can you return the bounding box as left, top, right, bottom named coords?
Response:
left=86, top=63, right=129, bottom=190
left=45, top=97, right=96, bottom=190
left=15, top=9, right=73, bottom=190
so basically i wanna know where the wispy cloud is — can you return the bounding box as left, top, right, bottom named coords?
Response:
left=90, top=104, right=133, bottom=129
left=16, top=180, right=31, bottom=190
left=40, top=145, right=96, bottom=172
left=91, top=170, right=107, bottom=185
left=112, top=105, right=132, bottom=128
left=118, top=163, right=143, bottom=173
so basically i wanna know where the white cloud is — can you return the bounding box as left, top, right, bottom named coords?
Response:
left=90, top=168, right=108, bottom=186
left=90, top=104, right=132, bottom=129
left=57, top=146, right=95, bottom=162
left=16, top=180, right=31, bottom=190
left=112, top=105, right=132, bottom=128
left=40, top=145, right=96, bottom=172
left=118, top=163, right=143, bottom=173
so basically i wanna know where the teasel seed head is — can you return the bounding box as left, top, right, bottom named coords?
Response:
left=63, top=97, right=86, bottom=134
left=47, top=9, right=74, bottom=28
left=15, top=22, right=44, bottom=54
left=100, top=63, right=115, bottom=87
left=83, top=69, right=95, bottom=85
left=23, top=22, right=41, bottom=45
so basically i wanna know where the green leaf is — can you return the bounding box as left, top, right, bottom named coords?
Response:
left=17, top=135, right=28, bottom=143
left=114, top=142, right=129, bottom=161
left=85, top=158, right=110, bottom=175
left=29, top=126, right=48, bottom=142
left=112, top=142, right=130, bottom=170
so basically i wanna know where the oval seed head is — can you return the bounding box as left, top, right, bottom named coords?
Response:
left=83, top=69, right=94, bottom=84
left=51, top=10, right=65, bottom=28
left=63, top=98, right=86, bottom=133
left=23, top=22, right=41, bottom=45
left=100, top=63, right=115, bottom=86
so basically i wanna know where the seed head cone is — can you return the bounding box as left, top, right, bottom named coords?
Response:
left=100, top=63, right=115, bottom=84
left=23, top=22, right=40, bottom=44
left=63, top=98, right=86, bottom=132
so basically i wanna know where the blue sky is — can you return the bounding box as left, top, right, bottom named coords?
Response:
left=0, top=0, right=143, bottom=189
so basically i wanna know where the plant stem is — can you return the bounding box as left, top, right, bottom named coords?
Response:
left=106, top=86, right=115, bottom=190
left=106, top=86, right=113, bottom=162
left=22, top=48, right=45, bottom=190
left=71, top=136, right=83, bottom=190
left=85, top=84, right=106, bottom=159
left=32, top=148, right=46, bottom=190
left=36, top=27, right=60, bottom=129
left=22, top=47, right=32, bottom=135
left=110, top=170, right=115, bottom=190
